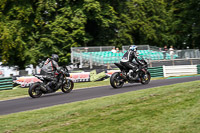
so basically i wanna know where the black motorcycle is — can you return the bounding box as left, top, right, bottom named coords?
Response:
left=28, top=67, right=74, bottom=98
left=110, top=58, right=151, bottom=88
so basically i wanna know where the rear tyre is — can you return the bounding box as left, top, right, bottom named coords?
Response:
left=28, top=83, right=42, bottom=98
left=110, top=72, right=124, bottom=88
left=61, top=79, right=74, bottom=93
left=141, top=71, right=151, bottom=85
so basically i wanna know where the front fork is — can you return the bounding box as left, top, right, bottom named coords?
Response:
left=140, top=69, right=148, bottom=79
left=62, top=74, right=70, bottom=87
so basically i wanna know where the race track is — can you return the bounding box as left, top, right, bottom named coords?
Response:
left=0, top=76, right=200, bottom=115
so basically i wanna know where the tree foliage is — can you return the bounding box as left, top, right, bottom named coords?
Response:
left=0, top=0, right=199, bottom=69
left=168, top=0, right=200, bottom=49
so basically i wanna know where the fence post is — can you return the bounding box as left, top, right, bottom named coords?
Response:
left=101, top=56, right=103, bottom=65
left=149, top=61, right=152, bottom=67
left=71, top=47, right=74, bottom=65
left=80, top=52, right=83, bottom=68
left=90, top=53, right=93, bottom=69
left=172, top=60, right=175, bottom=66
left=163, top=65, right=166, bottom=77
left=190, top=59, right=193, bottom=65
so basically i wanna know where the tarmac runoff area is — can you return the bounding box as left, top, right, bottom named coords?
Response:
left=0, top=76, right=200, bottom=115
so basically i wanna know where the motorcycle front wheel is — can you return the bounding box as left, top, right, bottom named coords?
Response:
left=61, top=79, right=74, bottom=93
left=110, top=72, right=125, bottom=88
left=140, top=71, right=151, bottom=85
left=28, top=83, right=42, bottom=98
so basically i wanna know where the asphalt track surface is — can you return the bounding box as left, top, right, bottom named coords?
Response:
left=0, top=76, right=200, bottom=115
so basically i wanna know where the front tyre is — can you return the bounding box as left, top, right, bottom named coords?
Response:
left=28, top=83, right=42, bottom=98
left=110, top=72, right=124, bottom=89
left=61, top=79, right=74, bottom=93
left=141, top=71, right=151, bottom=85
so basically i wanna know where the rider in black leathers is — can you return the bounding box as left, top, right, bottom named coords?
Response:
left=40, top=54, right=61, bottom=92
left=120, top=45, right=144, bottom=80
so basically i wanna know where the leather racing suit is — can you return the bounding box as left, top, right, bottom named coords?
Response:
left=40, top=58, right=61, bottom=91
left=120, top=49, right=144, bottom=79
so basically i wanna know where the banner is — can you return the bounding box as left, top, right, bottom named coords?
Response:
left=13, top=70, right=120, bottom=87
left=13, top=76, right=42, bottom=88
left=69, top=72, right=90, bottom=82
left=0, top=70, right=3, bottom=77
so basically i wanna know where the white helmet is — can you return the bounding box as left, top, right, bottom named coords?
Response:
left=129, top=45, right=137, bottom=52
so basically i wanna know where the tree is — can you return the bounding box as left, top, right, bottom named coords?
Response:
left=0, top=0, right=199, bottom=69
left=168, top=0, right=200, bottom=49
left=122, top=0, right=175, bottom=47
left=0, top=0, right=121, bottom=68
left=0, top=0, right=34, bottom=69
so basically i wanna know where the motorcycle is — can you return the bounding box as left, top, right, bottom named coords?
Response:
left=110, top=58, right=151, bottom=88
left=28, top=66, right=74, bottom=98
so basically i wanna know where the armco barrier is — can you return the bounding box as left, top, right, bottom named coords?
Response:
left=164, top=65, right=197, bottom=77
left=148, top=66, right=164, bottom=77
left=197, top=65, right=200, bottom=74
left=0, top=77, right=13, bottom=90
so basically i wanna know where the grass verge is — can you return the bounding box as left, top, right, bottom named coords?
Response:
left=0, top=80, right=200, bottom=133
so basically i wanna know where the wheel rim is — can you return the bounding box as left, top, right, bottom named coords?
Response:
left=32, top=86, right=41, bottom=96
left=114, top=75, right=124, bottom=87
left=63, top=80, right=71, bottom=91
left=141, top=73, right=150, bottom=83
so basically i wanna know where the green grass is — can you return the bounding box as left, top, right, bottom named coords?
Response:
left=0, top=81, right=200, bottom=133
left=0, top=85, right=28, bottom=100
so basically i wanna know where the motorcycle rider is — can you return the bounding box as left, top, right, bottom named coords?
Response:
left=40, top=54, right=61, bottom=92
left=120, top=45, right=144, bottom=80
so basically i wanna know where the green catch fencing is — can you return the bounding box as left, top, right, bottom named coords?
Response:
left=197, top=65, right=200, bottom=74
left=148, top=66, right=164, bottom=77
left=0, top=77, right=13, bottom=90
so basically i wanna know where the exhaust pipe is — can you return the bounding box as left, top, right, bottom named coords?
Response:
left=119, top=73, right=127, bottom=80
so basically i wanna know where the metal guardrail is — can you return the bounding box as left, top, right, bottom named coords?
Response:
left=148, top=66, right=164, bottom=77
left=149, top=58, right=200, bottom=67
left=197, top=65, right=200, bottom=74
left=0, top=77, right=13, bottom=90
left=71, top=46, right=114, bottom=53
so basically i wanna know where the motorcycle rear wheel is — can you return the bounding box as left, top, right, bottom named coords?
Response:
left=61, top=79, right=74, bottom=93
left=28, top=83, right=42, bottom=98
left=110, top=72, right=125, bottom=88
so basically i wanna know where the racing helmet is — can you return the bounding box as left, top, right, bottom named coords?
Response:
left=51, top=54, right=59, bottom=62
left=129, top=45, right=137, bottom=52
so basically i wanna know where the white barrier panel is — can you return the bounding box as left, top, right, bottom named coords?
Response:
left=164, top=65, right=197, bottom=77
